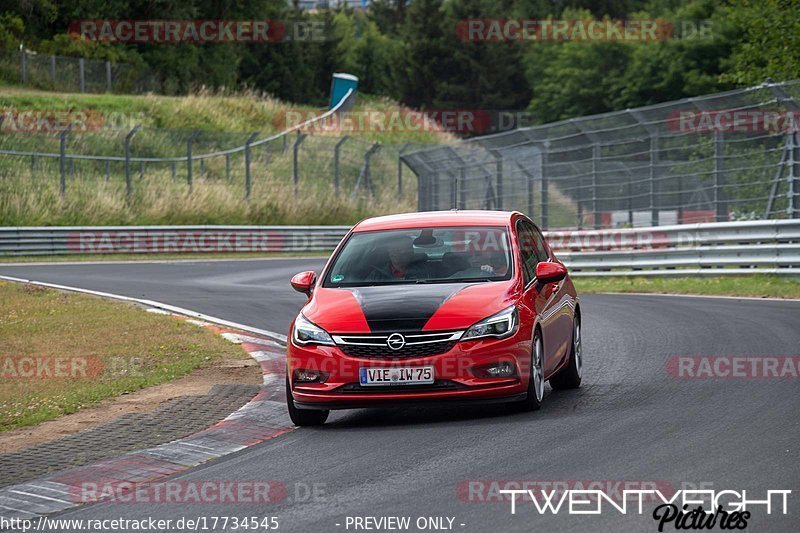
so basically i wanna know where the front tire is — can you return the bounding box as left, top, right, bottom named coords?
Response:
left=286, top=377, right=329, bottom=426
left=550, top=315, right=583, bottom=390
left=510, top=330, right=544, bottom=412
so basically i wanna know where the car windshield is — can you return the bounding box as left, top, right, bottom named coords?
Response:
left=323, top=227, right=512, bottom=287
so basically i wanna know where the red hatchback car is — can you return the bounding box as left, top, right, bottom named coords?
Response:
left=285, top=210, right=582, bottom=426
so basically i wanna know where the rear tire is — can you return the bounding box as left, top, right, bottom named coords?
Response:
left=510, top=330, right=544, bottom=412
left=286, top=377, right=329, bottom=426
left=549, top=315, right=583, bottom=390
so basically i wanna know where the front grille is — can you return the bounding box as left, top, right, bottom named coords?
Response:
left=338, top=341, right=457, bottom=358
left=332, top=331, right=462, bottom=359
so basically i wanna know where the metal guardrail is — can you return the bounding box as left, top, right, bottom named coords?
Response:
left=1, top=220, right=798, bottom=276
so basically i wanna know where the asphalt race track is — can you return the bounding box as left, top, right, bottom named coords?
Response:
left=2, top=259, right=799, bottom=532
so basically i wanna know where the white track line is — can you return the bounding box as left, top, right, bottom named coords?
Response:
left=0, top=275, right=287, bottom=344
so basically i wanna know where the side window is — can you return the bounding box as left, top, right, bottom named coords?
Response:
left=531, top=227, right=550, bottom=263
left=516, top=221, right=538, bottom=284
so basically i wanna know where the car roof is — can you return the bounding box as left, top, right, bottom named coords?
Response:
left=353, top=210, right=520, bottom=232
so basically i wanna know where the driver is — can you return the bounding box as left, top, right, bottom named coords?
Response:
left=367, top=235, right=429, bottom=281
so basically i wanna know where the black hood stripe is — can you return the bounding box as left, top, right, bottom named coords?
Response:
left=348, top=284, right=469, bottom=332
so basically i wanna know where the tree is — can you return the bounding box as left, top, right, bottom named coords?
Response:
left=723, top=0, right=800, bottom=85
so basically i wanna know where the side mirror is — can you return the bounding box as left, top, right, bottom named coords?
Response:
left=535, top=262, right=567, bottom=284
left=290, top=271, right=317, bottom=296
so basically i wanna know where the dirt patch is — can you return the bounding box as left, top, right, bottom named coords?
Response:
left=0, top=356, right=261, bottom=454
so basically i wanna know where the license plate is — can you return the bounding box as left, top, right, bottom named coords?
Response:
left=359, top=366, right=434, bottom=386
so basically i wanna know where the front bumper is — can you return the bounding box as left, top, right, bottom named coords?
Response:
left=287, top=328, right=532, bottom=410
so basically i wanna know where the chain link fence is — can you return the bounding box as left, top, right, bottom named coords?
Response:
left=0, top=90, right=433, bottom=210
left=402, top=80, right=800, bottom=230
left=1, top=48, right=157, bottom=94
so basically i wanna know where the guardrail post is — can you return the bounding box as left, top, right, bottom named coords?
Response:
left=124, top=125, right=141, bottom=202
left=59, top=126, right=71, bottom=198
left=293, top=132, right=308, bottom=198
left=186, top=131, right=199, bottom=193
left=19, top=48, right=27, bottom=84
left=334, top=135, right=349, bottom=196
left=714, top=130, right=726, bottom=221
left=245, top=132, right=259, bottom=201
left=105, top=61, right=112, bottom=92
left=592, top=143, right=600, bottom=229
left=78, top=58, right=85, bottom=93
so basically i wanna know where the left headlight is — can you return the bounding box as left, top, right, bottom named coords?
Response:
left=461, top=305, right=519, bottom=341
left=292, top=314, right=335, bottom=346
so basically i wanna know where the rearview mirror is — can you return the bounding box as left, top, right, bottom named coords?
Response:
left=290, top=271, right=317, bottom=296
left=535, top=262, right=567, bottom=284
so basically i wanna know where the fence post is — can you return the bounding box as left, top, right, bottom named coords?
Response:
left=139, top=161, right=145, bottom=180
left=50, top=55, right=56, bottom=84
left=334, top=135, right=349, bottom=196
left=364, top=143, right=381, bottom=197
left=541, top=142, right=549, bottom=229
left=397, top=142, right=411, bottom=199
left=105, top=61, right=112, bottom=92
left=713, top=130, right=725, bottom=222
left=791, top=132, right=800, bottom=218
left=59, top=127, right=71, bottom=198
left=592, top=143, right=600, bottom=229
left=30, top=155, right=36, bottom=177
left=282, top=134, right=289, bottom=154
left=264, top=142, right=270, bottom=164
left=105, top=160, right=110, bottom=182
left=460, top=167, right=467, bottom=209
left=225, top=154, right=231, bottom=180
left=451, top=170, right=458, bottom=209
left=124, top=125, right=141, bottom=202
left=19, top=48, right=27, bottom=84
left=293, top=132, right=308, bottom=198
left=186, top=131, right=199, bottom=193
left=245, top=132, right=259, bottom=201
left=78, top=58, right=85, bottom=93
left=490, top=150, right=504, bottom=210
left=649, top=135, right=659, bottom=226
left=199, top=158, right=205, bottom=178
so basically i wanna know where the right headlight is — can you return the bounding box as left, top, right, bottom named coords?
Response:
left=461, top=305, right=519, bottom=341
left=292, top=314, right=335, bottom=346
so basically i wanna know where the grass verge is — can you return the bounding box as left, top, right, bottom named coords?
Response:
left=574, top=275, right=800, bottom=299
left=0, top=280, right=247, bottom=431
